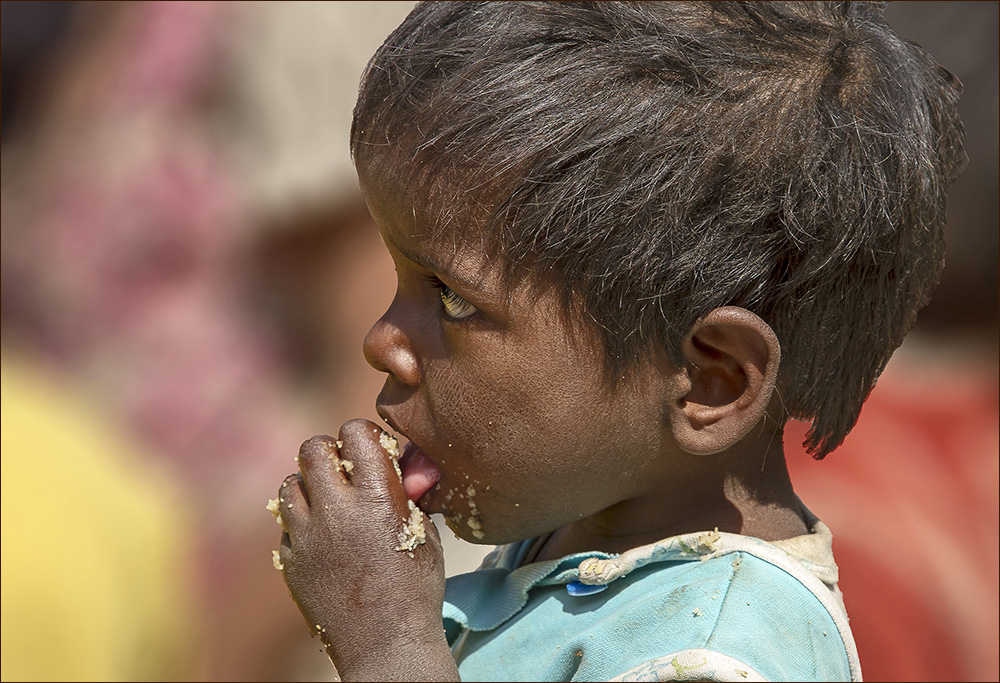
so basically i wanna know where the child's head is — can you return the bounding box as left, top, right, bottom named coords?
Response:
left=352, top=1, right=965, bottom=460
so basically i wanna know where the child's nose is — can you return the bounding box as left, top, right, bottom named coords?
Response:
left=363, top=301, right=421, bottom=387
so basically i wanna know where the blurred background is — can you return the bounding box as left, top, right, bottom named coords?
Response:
left=1, top=2, right=996, bottom=681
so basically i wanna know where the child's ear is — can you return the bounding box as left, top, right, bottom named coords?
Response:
left=668, top=307, right=780, bottom=456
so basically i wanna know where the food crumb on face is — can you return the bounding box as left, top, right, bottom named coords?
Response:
left=342, top=460, right=354, bottom=473
left=272, top=550, right=284, bottom=571
left=394, top=500, right=427, bottom=554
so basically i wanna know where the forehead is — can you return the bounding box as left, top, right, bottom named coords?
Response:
left=356, top=157, right=507, bottom=290
left=359, top=147, right=477, bottom=231
left=357, top=151, right=517, bottom=272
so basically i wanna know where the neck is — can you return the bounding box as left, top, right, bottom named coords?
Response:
left=534, top=427, right=808, bottom=562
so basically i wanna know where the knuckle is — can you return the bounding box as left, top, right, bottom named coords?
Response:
left=339, top=419, right=380, bottom=443
left=280, top=472, right=301, bottom=491
left=298, top=435, right=337, bottom=463
left=278, top=472, right=310, bottom=511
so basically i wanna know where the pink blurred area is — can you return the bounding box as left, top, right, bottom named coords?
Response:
left=0, top=2, right=996, bottom=681
left=2, top=2, right=410, bottom=680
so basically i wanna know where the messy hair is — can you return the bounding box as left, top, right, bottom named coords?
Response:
left=351, top=1, right=965, bottom=458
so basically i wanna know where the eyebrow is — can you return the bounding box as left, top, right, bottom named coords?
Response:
left=393, top=240, right=483, bottom=293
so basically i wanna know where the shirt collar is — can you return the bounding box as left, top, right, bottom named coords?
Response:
left=443, top=527, right=727, bottom=633
left=443, top=508, right=839, bottom=634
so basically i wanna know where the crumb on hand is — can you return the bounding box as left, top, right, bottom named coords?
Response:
left=380, top=431, right=403, bottom=483
left=266, top=497, right=288, bottom=531
left=395, top=500, right=427, bottom=556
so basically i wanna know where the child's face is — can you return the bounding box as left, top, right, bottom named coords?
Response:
left=359, top=172, right=679, bottom=545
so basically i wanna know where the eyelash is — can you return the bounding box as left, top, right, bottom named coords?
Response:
left=424, top=275, right=477, bottom=321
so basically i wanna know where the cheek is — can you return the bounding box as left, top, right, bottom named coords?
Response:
left=422, top=355, right=541, bottom=473
left=423, top=335, right=648, bottom=480
left=422, top=348, right=670, bottom=543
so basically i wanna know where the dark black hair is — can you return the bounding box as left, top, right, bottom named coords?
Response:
left=351, top=1, right=965, bottom=458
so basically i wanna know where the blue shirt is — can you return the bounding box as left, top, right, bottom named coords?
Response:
left=443, top=519, right=862, bottom=681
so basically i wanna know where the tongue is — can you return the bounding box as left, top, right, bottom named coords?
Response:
left=399, top=444, right=441, bottom=503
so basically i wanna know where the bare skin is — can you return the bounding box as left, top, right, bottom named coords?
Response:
left=275, top=167, right=808, bottom=680
left=276, top=423, right=458, bottom=681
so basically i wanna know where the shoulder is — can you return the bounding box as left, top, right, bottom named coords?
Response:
left=445, top=528, right=860, bottom=682
left=599, top=547, right=857, bottom=681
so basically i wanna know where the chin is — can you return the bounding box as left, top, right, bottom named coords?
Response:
left=443, top=511, right=489, bottom=542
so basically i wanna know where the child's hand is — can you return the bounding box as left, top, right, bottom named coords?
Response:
left=274, top=419, right=458, bottom=681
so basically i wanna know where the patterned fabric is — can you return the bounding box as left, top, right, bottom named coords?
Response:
left=443, top=513, right=861, bottom=682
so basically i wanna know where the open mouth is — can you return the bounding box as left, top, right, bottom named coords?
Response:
left=398, top=441, right=442, bottom=504
left=378, top=413, right=442, bottom=505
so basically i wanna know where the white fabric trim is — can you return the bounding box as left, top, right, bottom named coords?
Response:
left=610, top=648, right=768, bottom=682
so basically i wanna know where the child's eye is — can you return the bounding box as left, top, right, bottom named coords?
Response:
left=425, top=276, right=477, bottom=320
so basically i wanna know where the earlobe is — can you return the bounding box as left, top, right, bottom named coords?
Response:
left=669, top=307, right=780, bottom=455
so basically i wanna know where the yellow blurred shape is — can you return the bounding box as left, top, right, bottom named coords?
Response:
left=1, top=355, right=196, bottom=681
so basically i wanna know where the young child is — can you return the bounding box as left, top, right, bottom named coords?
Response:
left=271, top=3, right=965, bottom=680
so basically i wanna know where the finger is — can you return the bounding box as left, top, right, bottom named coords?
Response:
left=275, top=531, right=293, bottom=573
left=277, top=472, right=309, bottom=528
left=337, top=419, right=407, bottom=499
left=296, top=435, right=349, bottom=508
left=266, top=484, right=292, bottom=533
